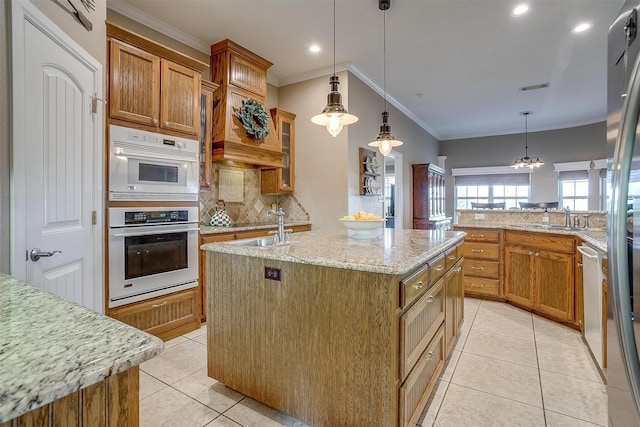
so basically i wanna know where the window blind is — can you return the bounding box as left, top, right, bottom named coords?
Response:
left=558, top=170, right=588, bottom=181
left=455, top=173, right=530, bottom=186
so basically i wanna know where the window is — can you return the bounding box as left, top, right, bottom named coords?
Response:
left=558, top=170, right=588, bottom=210
left=455, top=173, right=530, bottom=209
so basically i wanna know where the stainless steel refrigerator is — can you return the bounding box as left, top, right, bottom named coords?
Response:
left=609, top=1, right=640, bottom=425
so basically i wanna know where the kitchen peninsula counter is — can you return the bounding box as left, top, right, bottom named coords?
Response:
left=455, top=221, right=607, bottom=252
left=203, top=228, right=465, bottom=427
left=0, top=273, right=163, bottom=425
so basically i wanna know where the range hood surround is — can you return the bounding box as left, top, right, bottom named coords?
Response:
left=210, top=39, right=284, bottom=168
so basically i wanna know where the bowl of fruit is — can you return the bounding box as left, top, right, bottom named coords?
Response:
left=340, top=211, right=386, bottom=239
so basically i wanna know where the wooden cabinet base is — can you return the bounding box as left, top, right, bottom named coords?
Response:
left=109, top=288, right=200, bottom=341
left=0, top=367, right=139, bottom=427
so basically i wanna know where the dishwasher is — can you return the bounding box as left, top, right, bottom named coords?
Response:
left=577, top=244, right=603, bottom=370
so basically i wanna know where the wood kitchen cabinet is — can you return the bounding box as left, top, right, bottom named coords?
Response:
left=455, top=227, right=503, bottom=299
left=107, top=23, right=207, bottom=137
left=413, top=163, right=451, bottom=230
left=109, top=287, right=200, bottom=342
left=504, top=230, right=575, bottom=323
left=444, top=257, right=464, bottom=354
left=261, top=108, right=296, bottom=194
left=200, top=80, right=220, bottom=189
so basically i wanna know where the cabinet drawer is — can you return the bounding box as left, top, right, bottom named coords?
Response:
left=430, top=254, right=446, bottom=284
left=110, top=288, right=199, bottom=340
left=399, top=326, right=445, bottom=427
left=445, top=245, right=461, bottom=269
left=461, top=242, right=500, bottom=260
left=465, top=259, right=500, bottom=279
left=400, top=264, right=430, bottom=309
left=457, top=228, right=500, bottom=242
left=505, top=230, right=575, bottom=253
left=464, top=276, right=500, bottom=297
left=400, top=279, right=445, bottom=380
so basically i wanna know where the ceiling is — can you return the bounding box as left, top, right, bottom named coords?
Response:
left=108, top=0, right=622, bottom=141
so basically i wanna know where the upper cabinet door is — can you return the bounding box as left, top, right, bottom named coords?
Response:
left=160, top=60, right=200, bottom=136
left=109, top=40, right=160, bottom=127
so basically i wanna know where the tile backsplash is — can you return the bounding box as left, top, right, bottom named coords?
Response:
left=455, top=209, right=607, bottom=228
left=200, top=164, right=310, bottom=226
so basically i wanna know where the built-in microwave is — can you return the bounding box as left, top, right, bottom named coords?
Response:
left=109, top=125, right=199, bottom=202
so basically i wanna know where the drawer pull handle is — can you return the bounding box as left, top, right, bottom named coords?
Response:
left=425, top=351, right=434, bottom=362
left=471, top=249, right=484, bottom=253
left=447, top=255, right=456, bottom=260
left=471, top=234, right=484, bottom=238
left=471, top=266, right=484, bottom=270
left=412, top=281, right=424, bottom=290
left=434, top=266, right=444, bottom=271
left=469, top=283, right=484, bottom=288
left=426, top=295, right=435, bottom=304
left=152, top=301, right=168, bottom=308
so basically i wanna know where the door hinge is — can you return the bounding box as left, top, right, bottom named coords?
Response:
left=91, top=210, right=97, bottom=225
left=91, top=93, right=106, bottom=114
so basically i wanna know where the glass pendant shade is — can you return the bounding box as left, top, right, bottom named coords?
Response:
left=311, top=75, right=358, bottom=137
left=510, top=111, right=543, bottom=169
left=369, top=111, right=403, bottom=156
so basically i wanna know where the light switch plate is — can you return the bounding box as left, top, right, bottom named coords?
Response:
left=475, top=213, right=485, bottom=220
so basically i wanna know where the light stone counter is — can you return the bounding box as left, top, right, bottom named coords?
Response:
left=455, top=222, right=607, bottom=253
left=0, top=273, right=164, bottom=422
left=199, top=221, right=312, bottom=235
left=202, top=227, right=466, bottom=275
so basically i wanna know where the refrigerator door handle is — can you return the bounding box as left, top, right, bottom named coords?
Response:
left=612, top=36, right=640, bottom=420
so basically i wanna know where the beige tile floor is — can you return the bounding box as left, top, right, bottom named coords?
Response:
left=139, top=297, right=607, bottom=427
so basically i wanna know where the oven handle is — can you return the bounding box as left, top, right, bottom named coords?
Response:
left=113, top=147, right=198, bottom=163
left=111, top=224, right=199, bottom=238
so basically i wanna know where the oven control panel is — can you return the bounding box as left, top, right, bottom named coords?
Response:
left=124, top=210, right=189, bottom=225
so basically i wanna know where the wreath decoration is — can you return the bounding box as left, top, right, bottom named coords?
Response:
left=235, top=99, right=270, bottom=139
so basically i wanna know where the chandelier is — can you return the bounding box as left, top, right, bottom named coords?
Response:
left=511, top=111, right=543, bottom=169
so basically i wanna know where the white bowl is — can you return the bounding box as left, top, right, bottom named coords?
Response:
left=339, top=219, right=385, bottom=239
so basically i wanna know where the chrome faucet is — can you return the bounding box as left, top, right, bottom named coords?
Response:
left=267, top=208, right=292, bottom=244
left=564, top=207, right=572, bottom=228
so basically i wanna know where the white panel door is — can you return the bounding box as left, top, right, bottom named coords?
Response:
left=11, top=0, right=103, bottom=311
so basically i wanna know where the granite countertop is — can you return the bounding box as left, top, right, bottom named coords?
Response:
left=200, top=221, right=312, bottom=235
left=202, top=228, right=466, bottom=275
left=0, top=273, right=164, bottom=422
left=455, top=222, right=607, bottom=253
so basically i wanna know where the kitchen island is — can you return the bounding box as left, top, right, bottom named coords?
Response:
left=0, top=273, right=164, bottom=426
left=202, top=227, right=465, bottom=427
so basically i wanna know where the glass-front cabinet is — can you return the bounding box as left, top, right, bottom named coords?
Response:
left=413, top=163, right=451, bottom=230
left=261, top=108, right=296, bottom=194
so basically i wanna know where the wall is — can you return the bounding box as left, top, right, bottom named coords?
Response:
left=277, top=73, right=350, bottom=230
left=439, top=122, right=607, bottom=217
left=347, top=75, right=440, bottom=229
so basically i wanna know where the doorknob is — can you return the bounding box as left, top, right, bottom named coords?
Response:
left=30, top=248, right=62, bottom=262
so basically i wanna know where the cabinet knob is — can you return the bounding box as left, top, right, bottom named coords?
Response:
left=165, top=121, right=170, bottom=126
left=454, top=267, right=462, bottom=273
left=425, top=351, right=434, bottom=362
left=426, top=295, right=435, bottom=304
left=535, top=252, right=539, bottom=257
left=529, top=251, right=534, bottom=256
left=153, top=118, right=158, bottom=125
left=578, top=262, right=583, bottom=267
left=412, top=281, right=424, bottom=290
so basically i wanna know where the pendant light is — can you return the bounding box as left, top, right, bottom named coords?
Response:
left=511, top=111, right=543, bottom=169
left=368, top=0, right=403, bottom=157
left=311, top=0, right=358, bottom=137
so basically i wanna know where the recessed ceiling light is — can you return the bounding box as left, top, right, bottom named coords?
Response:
left=511, top=4, right=529, bottom=17
left=571, top=22, right=593, bottom=33
left=309, top=44, right=321, bottom=53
